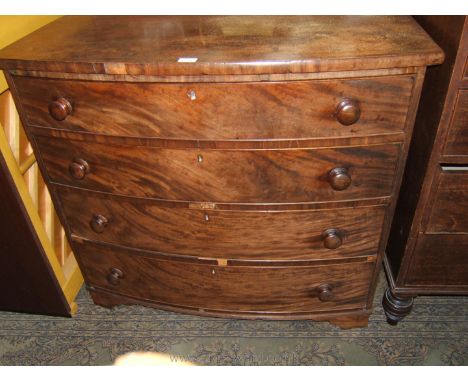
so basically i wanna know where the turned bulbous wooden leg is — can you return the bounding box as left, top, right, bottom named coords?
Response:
left=382, top=288, right=414, bottom=325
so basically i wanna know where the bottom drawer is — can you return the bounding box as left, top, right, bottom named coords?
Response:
left=406, top=234, right=468, bottom=286
left=76, top=241, right=375, bottom=315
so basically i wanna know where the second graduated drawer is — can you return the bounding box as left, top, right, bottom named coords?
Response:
left=57, top=186, right=385, bottom=261
left=35, top=135, right=401, bottom=204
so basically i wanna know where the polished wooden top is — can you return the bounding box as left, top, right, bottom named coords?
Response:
left=0, top=16, right=444, bottom=75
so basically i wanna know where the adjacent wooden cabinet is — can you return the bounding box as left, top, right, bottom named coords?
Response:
left=384, top=16, right=468, bottom=324
left=0, top=16, right=443, bottom=328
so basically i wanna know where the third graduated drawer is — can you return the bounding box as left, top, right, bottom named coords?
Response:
left=34, top=134, right=401, bottom=204
left=57, top=186, right=386, bottom=261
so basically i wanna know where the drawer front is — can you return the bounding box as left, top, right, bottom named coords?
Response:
left=426, top=168, right=468, bottom=233
left=406, top=234, right=468, bottom=287
left=58, top=187, right=385, bottom=260
left=15, top=75, right=414, bottom=140
left=36, top=136, right=400, bottom=203
left=444, top=90, right=468, bottom=156
left=77, top=241, right=374, bottom=314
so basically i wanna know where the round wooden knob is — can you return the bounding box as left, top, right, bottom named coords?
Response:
left=48, top=97, right=72, bottom=121
left=328, top=167, right=351, bottom=191
left=317, top=284, right=334, bottom=302
left=322, top=229, right=343, bottom=249
left=336, top=98, right=360, bottom=126
left=107, top=268, right=123, bottom=286
left=90, top=214, right=108, bottom=233
left=68, top=158, right=89, bottom=180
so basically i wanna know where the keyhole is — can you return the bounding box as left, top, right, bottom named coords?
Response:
left=197, top=154, right=203, bottom=163
left=187, top=90, right=197, bottom=101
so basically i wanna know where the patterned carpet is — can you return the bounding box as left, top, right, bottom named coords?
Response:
left=0, top=271, right=466, bottom=366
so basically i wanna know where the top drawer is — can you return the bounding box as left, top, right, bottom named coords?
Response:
left=13, top=75, right=414, bottom=140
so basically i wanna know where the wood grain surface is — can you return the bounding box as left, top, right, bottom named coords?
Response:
left=444, top=89, right=468, bottom=157
left=87, top=287, right=371, bottom=326
left=425, top=169, right=468, bottom=233
left=0, top=16, right=444, bottom=75
left=405, top=233, right=468, bottom=286
left=57, top=186, right=386, bottom=260
left=27, top=124, right=406, bottom=151
left=76, top=240, right=375, bottom=314
left=35, top=135, right=401, bottom=203
left=14, top=75, right=414, bottom=140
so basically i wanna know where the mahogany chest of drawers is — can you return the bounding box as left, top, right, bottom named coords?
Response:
left=0, top=16, right=443, bottom=328
left=384, top=16, right=468, bottom=324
